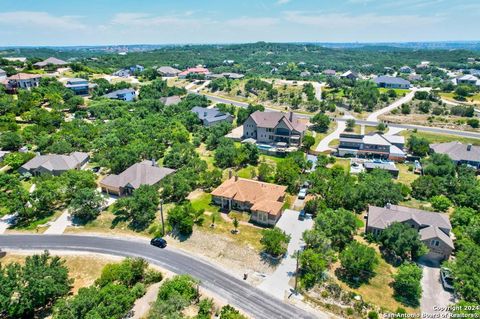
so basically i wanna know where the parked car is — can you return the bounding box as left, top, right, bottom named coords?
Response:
left=150, top=237, right=167, bottom=248
left=298, top=188, right=307, bottom=200
left=298, top=210, right=306, bottom=221
left=440, top=267, right=454, bottom=291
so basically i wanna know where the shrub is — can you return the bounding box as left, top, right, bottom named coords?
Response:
left=260, top=227, right=291, bottom=257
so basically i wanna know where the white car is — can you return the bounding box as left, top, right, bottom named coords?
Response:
left=440, top=267, right=454, bottom=292
left=298, top=188, right=307, bottom=200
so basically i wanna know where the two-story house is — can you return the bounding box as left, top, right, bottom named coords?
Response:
left=338, top=133, right=406, bottom=161
left=366, top=204, right=454, bottom=260
left=4, top=73, right=42, bottom=93
left=65, top=78, right=94, bottom=96
left=103, top=88, right=136, bottom=101
left=243, top=111, right=308, bottom=146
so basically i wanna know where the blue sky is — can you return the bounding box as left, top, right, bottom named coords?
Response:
left=1, top=0, right=479, bottom=46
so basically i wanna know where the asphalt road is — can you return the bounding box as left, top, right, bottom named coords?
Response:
left=0, top=235, right=318, bottom=319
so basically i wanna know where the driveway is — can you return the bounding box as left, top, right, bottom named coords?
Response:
left=0, top=214, right=16, bottom=234
left=258, top=209, right=314, bottom=301
left=367, top=89, right=417, bottom=122
left=315, top=120, right=346, bottom=152
left=44, top=211, right=71, bottom=235
left=418, top=258, right=455, bottom=315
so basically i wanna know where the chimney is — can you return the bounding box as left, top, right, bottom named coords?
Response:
left=229, top=170, right=233, bottom=179
left=386, top=203, right=391, bottom=209
left=467, top=144, right=472, bottom=151
left=288, top=111, right=293, bottom=121
left=151, top=158, right=157, bottom=167
left=235, top=175, right=239, bottom=182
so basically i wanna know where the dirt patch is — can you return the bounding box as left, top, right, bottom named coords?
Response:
left=167, top=230, right=275, bottom=283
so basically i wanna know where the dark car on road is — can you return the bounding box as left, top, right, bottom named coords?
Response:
left=150, top=237, right=167, bottom=248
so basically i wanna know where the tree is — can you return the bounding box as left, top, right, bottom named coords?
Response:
left=299, top=249, right=328, bottom=289
left=376, top=123, right=386, bottom=132
left=392, top=263, right=422, bottom=307
left=220, top=305, right=247, bottom=319
left=467, top=118, right=479, bottom=128
left=401, top=103, right=411, bottom=114
left=0, top=173, right=30, bottom=216
left=257, top=161, right=273, bottom=182
left=167, top=203, right=203, bottom=236
left=339, top=241, right=378, bottom=284
left=302, top=135, right=315, bottom=151
left=232, top=217, right=239, bottom=234
left=112, top=185, right=159, bottom=231
left=0, top=251, right=72, bottom=318
left=353, top=170, right=404, bottom=211
left=422, top=153, right=456, bottom=177
left=311, top=113, right=330, bottom=133
left=313, top=208, right=357, bottom=250
left=345, top=119, right=356, bottom=132
left=70, top=188, right=105, bottom=222
left=0, top=131, right=23, bottom=151
left=260, top=227, right=291, bottom=257
left=378, top=222, right=428, bottom=262
left=450, top=240, right=480, bottom=303
left=407, top=135, right=430, bottom=156
left=214, top=138, right=241, bottom=168
left=430, top=195, right=452, bottom=212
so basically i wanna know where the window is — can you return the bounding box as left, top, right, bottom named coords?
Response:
left=431, top=240, right=440, bottom=247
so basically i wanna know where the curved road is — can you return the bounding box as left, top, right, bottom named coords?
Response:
left=0, top=235, right=318, bottom=319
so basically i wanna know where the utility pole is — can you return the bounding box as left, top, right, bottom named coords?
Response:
left=294, top=251, right=299, bottom=293
left=160, top=199, right=165, bottom=236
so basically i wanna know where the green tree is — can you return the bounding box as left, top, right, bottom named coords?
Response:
left=69, top=188, right=105, bottom=222
left=339, top=241, right=378, bottom=284
left=407, top=135, right=430, bottom=156
left=167, top=203, right=203, bottom=236
left=299, top=249, right=328, bottom=289
left=302, top=135, right=315, bottom=151
left=392, top=263, right=422, bottom=307
left=0, top=251, right=72, bottom=318
left=257, top=160, right=273, bottom=182
left=313, top=208, right=357, bottom=250
left=450, top=240, right=480, bottom=303
left=345, top=119, right=356, bottom=132
left=112, top=185, right=159, bottom=231
left=430, top=195, right=452, bottom=212
left=376, top=123, right=386, bottom=132
left=378, top=222, right=428, bottom=262
left=220, top=305, right=248, bottom=319
left=311, top=113, right=330, bottom=133
left=260, top=227, right=291, bottom=257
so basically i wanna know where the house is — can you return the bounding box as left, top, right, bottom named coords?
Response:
left=207, top=73, right=244, bottom=80
left=455, top=74, right=480, bottom=87
left=103, top=88, right=136, bottom=101
left=373, top=76, right=411, bottom=89
left=430, top=142, right=480, bottom=169
left=33, top=57, right=68, bottom=68
left=223, top=59, right=235, bottom=65
left=323, top=69, right=336, bottom=76
left=113, top=69, right=131, bottom=78
left=160, top=95, right=182, bottom=106
left=300, top=71, right=311, bottom=77
left=191, top=106, right=233, bottom=127
left=178, top=66, right=210, bottom=78
left=157, top=66, right=181, bottom=77
left=19, top=152, right=89, bottom=176
left=0, top=69, right=6, bottom=80
left=0, top=150, right=10, bottom=162
left=340, top=70, right=358, bottom=80
left=399, top=66, right=413, bottom=73
left=100, top=160, right=175, bottom=196
left=4, top=57, right=27, bottom=63
left=243, top=111, right=308, bottom=146
left=366, top=205, right=454, bottom=260
left=129, top=65, right=144, bottom=73
left=408, top=74, right=423, bottom=82
left=5, top=73, right=42, bottom=92
left=65, top=78, right=94, bottom=96
left=211, top=176, right=287, bottom=226
left=337, top=133, right=406, bottom=161
left=364, top=161, right=399, bottom=178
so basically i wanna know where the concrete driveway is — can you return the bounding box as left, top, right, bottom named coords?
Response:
left=418, top=258, right=455, bottom=315
left=258, top=209, right=314, bottom=301
left=367, top=89, right=417, bottom=122
left=315, top=120, right=346, bottom=152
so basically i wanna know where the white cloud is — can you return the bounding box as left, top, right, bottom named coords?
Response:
left=226, top=17, right=279, bottom=27
left=276, top=0, right=291, bottom=4
left=110, top=12, right=214, bottom=28
left=0, top=11, right=85, bottom=30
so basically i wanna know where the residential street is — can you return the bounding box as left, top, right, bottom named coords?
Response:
left=0, top=235, right=320, bottom=319
left=258, top=209, right=314, bottom=301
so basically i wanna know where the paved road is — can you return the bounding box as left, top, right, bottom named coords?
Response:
left=366, top=89, right=418, bottom=122
left=0, top=235, right=318, bottom=319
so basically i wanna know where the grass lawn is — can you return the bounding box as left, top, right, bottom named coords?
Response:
left=378, top=88, right=411, bottom=96
left=236, top=165, right=257, bottom=179
left=440, top=92, right=480, bottom=103
left=330, top=158, right=350, bottom=171
left=396, top=163, right=419, bottom=186
left=401, top=130, right=480, bottom=146
left=0, top=252, right=119, bottom=294
left=328, top=138, right=339, bottom=148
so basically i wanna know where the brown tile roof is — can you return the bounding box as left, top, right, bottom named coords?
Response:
left=211, top=177, right=286, bottom=216
left=33, top=57, right=68, bottom=67
left=7, top=73, right=42, bottom=81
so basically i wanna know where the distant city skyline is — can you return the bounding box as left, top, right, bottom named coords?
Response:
left=1, top=0, right=479, bottom=46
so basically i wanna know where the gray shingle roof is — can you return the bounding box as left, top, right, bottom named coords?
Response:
left=160, top=95, right=182, bottom=106
left=191, top=107, right=232, bottom=124
left=374, top=75, right=411, bottom=86
left=34, top=57, right=68, bottom=67
left=21, top=152, right=88, bottom=172
left=103, top=88, right=136, bottom=99
left=157, top=66, right=181, bottom=75
left=431, top=142, right=480, bottom=163
left=100, top=160, right=175, bottom=190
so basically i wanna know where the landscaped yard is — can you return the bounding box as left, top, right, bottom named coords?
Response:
left=401, top=130, right=480, bottom=145
left=378, top=88, right=410, bottom=96
left=396, top=163, right=419, bottom=186
left=440, top=92, right=480, bottom=104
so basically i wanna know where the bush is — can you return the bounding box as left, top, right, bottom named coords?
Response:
left=393, top=263, right=422, bottom=307
left=368, top=311, right=379, bottom=319
left=260, top=227, right=291, bottom=257
left=430, top=194, right=452, bottom=212
left=339, top=241, right=378, bottom=284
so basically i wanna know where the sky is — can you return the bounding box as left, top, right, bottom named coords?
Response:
left=0, top=0, right=479, bottom=46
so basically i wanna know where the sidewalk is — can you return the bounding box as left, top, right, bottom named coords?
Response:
left=44, top=211, right=71, bottom=235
